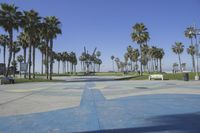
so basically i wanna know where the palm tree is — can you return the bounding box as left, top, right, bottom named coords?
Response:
left=0, top=34, right=9, bottom=75
left=17, top=55, right=24, bottom=63
left=12, top=41, right=21, bottom=61
left=44, top=16, right=61, bottom=80
left=184, top=26, right=195, bottom=46
left=22, top=10, right=41, bottom=79
left=115, top=58, right=120, bottom=72
left=131, top=23, right=150, bottom=75
left=0, top=3, right=22, bottom=77
left=96, top=58, right=102, bottom=72
left=12, top=41, right=20, bottom=77
left=187, top=45, right=196, bottom=72
left=111, top=55, right=115, bottom=72
left=141, top=44, right=149, bottom=71
left=127, top=45, right=133, bottom=70
left=148, top=46, right=157, bottom=72
left=95, top=51, right=101, bottom=72
left=79, top=55, right=84, bottom=72
left=56, top=52, right=62, bottom=74
left=185, top=26, right=196, bottom=72
left=173, top=62, right=179, bottom=73
left=17, top=32, right=28, bottom=64
left=181, top=63, right=186, bottom=71
left=131, top=49, right=140, bottom=71
left=17, top=55, right=23, bottom=77
left=17, top=32, right=28, bottom=78
left=38, top=42, right=46, bottom=75
left=62, top=52, right=68, bottom=74
left=172, top=42, right=184, bottom=72
left=156, top=48, right=165, bottom=72
left=124, top=52, right=129, bottom=71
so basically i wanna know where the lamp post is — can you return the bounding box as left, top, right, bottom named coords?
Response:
left=194, top=28, right=200, bottom=80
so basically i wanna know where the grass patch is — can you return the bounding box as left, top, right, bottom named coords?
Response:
left=15, top=78, right=64, bottom=83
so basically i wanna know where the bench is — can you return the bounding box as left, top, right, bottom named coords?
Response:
left=0, top=77, right=15, bottom=85
left=149, top=74, right=163, bottom=80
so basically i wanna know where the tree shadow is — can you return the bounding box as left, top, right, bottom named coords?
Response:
left=80, top=112, right=200, bottom=133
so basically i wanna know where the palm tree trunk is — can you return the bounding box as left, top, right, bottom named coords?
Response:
left=3, top=45, right=6, bottom=76
left=190, top=38, right=196, bottom=72
left=67, top=61, right=69, bottom=74
left=28, top=41, right=32, bottom=80
left=195, top=35, right=199, bottom=75
left=50, top=39, right=53, bottom=80
left=192, top=55, right=195, bottom=72
left=99, top=64, right=100, bottom=72
left=140, top=45, right=143, bottom=75
left=191, top=38, right=193, bottom=46
left=41, top=53, right=44, bottom=75
left=5, top=30, right=13, bottom=77
left=45, top=40, right=49, bottom=79
left=58, top=61, right=60, bottom=74
left=24, top=48, right=27, bottom=78
left=13, top=51, right=15, bottom=77
left=159, top=59, right=162, bottom=72
left=136, top=61, right=138, bottom=72
left=71, top=63, right=73, bottom=74
left=32, top=45, right=36, bottom=79
left=62, top=61, right=64, bottom=74
left=93, top=63, right=95, bottom=72
left=178, top=53, right=182, bottom=72
left=112, top=60, right=114, bottom=72
left=75, top=65, right=76, bottom=74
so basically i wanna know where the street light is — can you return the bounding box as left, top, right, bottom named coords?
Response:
left=194, top=28, right=200, bottom=80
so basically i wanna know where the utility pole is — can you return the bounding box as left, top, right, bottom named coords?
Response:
left=194, top=25, right=200, bottom=80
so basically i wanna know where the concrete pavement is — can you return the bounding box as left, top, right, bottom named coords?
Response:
left=0, top=80, right=200, bottom=133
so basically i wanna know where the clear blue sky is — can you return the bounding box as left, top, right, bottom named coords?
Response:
left=0, top=0, right=200, bottom=72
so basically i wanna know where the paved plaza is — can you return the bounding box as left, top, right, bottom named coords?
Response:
left=0, top=79, right=200, bottom=133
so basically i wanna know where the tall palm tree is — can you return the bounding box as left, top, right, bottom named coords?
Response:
left=0, top=3, right=22, bottom=77
left=22, top=10, right=41, bottom=79
left=141, top=44, right=149, bottom=71
left=17, top=32, right=28, bottom=64
left=131, top=23, right=150, bottom=75
left=156, top=48, right=165, bottom=72
left=12, top=41, right=21, bottom=61
left=173, top=62, right=179, bottom=73
left=185, top=26, right=196, bottom=72
left=184, top=26, right=195, bottom=46
left=38, top=42, right=46, bottom=75
left=17, top=55, right=23, bottom=77
left=131, top=49, right=140, bottom=71
left=79, top=55, right=84, bottom=71
left=124, top=52, right=129, bottom=71
left=172, top=42, right=184, bottom=72
left=0, top=34, right=9, bottom=75
left=115, top=58, right=120, bottom=72
left=17, top=32, right=29, bottom=78
left=187, top=45, right=196, bottom=72
left=44, top=16, right=61, bottom=80
left=12, top=41, right=20, bottom=77
left=127, top=45, right=133, bottom=70
left=62, top=52, right=68, bottom=74
left=96, top=58, right=102, bottom=72
left=95, top=51, right=101, bottom=72
left=54, top=52, right=62, bottom=74
left=111, top=55, right=115, bottom=72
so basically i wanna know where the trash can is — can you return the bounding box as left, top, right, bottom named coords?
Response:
left=183, top=73, right=189, bottom=81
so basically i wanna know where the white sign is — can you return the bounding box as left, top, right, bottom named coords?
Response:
left=20, top=63, right=28, bottom=72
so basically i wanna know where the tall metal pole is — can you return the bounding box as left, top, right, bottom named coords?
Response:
left=195, top=27, right=200, bottom=80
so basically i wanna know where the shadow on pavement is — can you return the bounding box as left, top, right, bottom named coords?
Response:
left=81, top=112, right=200, bottom=133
